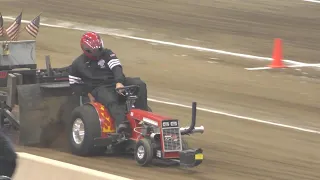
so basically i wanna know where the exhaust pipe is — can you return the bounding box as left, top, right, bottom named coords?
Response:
left=180, top=126, right=204, bottom=134
left=180, top=102, right=204, bottom=135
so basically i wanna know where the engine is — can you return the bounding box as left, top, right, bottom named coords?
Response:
left=129, top=102, right=204, bottom=159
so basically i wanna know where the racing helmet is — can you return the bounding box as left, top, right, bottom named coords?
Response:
left=80, top=31, right=104, bottom=60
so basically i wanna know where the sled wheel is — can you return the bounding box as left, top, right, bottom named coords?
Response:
left=134, top=138, right=153, bottom=166
left=68, top=104, right=106, bottom=156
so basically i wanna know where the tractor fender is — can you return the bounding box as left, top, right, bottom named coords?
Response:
left=85, top=102, right=116, bottom=137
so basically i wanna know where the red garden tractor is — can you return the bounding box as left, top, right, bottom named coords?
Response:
left=68, top=85, right=205, bottom=167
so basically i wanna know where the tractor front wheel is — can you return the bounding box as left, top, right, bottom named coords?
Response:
left=134, top=138, right=153, bottom=166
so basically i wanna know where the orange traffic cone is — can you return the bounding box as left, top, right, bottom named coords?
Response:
left=269, top=38, right=287, bottom=68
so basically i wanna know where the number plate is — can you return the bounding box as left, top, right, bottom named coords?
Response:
left=195, top=153, right=203, bottom=160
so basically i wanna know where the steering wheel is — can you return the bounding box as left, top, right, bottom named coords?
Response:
left=115, top=85, right=140, bottom=97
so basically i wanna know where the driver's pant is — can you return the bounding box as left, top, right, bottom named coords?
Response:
left=91, top=85, right=127, bottom=129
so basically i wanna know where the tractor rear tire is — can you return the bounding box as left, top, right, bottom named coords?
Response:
left=134, top=138, right=153, bottom=166
left=68, top=104, right=106, bottom=156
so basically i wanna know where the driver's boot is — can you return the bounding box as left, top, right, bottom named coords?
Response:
left=117, top=122, right=131, bottom=137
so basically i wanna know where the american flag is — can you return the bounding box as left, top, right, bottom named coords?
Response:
left=6, top=12, right=22, bottom=41
left=26, top=14, right=40, bottom=38
left=0, top=13, right=4, bottom=37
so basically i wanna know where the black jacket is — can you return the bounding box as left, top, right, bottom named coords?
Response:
left=69, top=49, right=125, bottom=95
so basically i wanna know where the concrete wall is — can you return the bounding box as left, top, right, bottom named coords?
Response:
left=13, top=153, right=132, bottom=180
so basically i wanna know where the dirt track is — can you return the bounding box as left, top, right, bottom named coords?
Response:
left=1, top=0, right=320, bottom=179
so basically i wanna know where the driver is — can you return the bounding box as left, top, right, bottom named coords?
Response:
left=69, top=31, right=148, bottom=133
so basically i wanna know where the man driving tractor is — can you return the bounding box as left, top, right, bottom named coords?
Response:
left=69, top=31, right=149, bottom=133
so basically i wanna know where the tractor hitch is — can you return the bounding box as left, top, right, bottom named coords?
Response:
left=179, top=148, right=203, bottom=168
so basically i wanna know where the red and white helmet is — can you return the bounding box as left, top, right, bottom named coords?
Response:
left=80, top=32, right=104, bottom=60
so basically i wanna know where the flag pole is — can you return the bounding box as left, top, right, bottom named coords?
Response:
left=23, top=12, right=42, bottom=39
left=4, top=10, right=23, bottom=43
left=0, top=12, right=3, bottom=38
left=15, top=9, right=23, bottom=41
left=0, top=12, right=10, bottom=43
left=0, top=12, right=6, bottom=55
left=20, top=12, right=42, bottom=34
left=34, top=12, right=42, bottom=40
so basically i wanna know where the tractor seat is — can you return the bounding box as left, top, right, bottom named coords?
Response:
left=78, top=90, right=127, bottom=106
left=75, top=90, right=91, bottom=106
